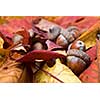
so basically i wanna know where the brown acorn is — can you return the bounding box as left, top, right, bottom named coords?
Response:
left=56, top=34, right=68, bottom=48
left=61, top=26, right=80, bottom=43
left=12, top=34, right=23, bottom=44
left=66, top=49, right=90, bottom=76
left=33, top=42, right=44, bottom=50
left=68, top=40, right=86, bottom=51
left=48, top=26, right=61, bottom=40
left=66, top=26, right=80, bottom=39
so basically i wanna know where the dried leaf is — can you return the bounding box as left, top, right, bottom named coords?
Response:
left=33, top=59, right=81, bottom=83
left=78, top=22, right=100, bottom=49
left=46, top=40, right=62, bottom=50
left=16, top=50, right=66, bottom=63
left=42, top=16, right=58, bottom=22
left=0, top=17, right=40, bottom=38
left=86, top=45, right=96, bottom=61
left=79, top=60, right=98, bottom=83
left=0, top=37, right=4, bottom=48
left=80, top=37, right=100, bottom=83
left=54, top=16, right=100, bottom=30
left=14, top=28, right=30, bottom=45
left=35, top=19, right=63, bottom=32
left=0, top=49, right=10, bottom=67
left=0, top=59, right=23, bottom=83
left=18, top=65, right=33, bottom=83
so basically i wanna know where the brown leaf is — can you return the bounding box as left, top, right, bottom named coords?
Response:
left=0, top=59, right=23, bottom=83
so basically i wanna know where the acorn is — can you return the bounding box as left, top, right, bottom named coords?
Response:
left=12, top=34, right=23, bottom=44
left=65, top=26, right=80, bottom=39
left=66, top=49, right=90, bottom=76
left=33, top=42, right=44, bottom=50
left=61, top=26, right=80, bottom=43
left=48, top=26, right=61, bottom=40
left=56, top=34, right=68, bottom=48
left=68, top=40, right=86, bottom=51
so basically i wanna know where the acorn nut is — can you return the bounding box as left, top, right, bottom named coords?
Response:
left=33, top=42, right=44, bottom=50
left=48, top=26, right=61, bottom=40
left=61, top=26, right=80, bottom=43
left=66, top=49, right=90, bottom=76
left=12, top=34, right=23, bottom=44
left=68, top=40, right=86, bottom=51
left=56, top=34, right=68, bottom=48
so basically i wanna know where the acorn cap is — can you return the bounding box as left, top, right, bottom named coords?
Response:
left=67, top=49, right=90, bottom=65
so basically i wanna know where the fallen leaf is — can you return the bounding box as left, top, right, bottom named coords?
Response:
left=16, top=50, right=66, bottom=63
left=86, top=45, right=96, bottom=61
left=0, top=37, right=4, bottom=48
left=0, top=59, right=23, bottom=83
left=78, top=22, right=100, bottom=49
left=79, top=60, right=98, bottom=83
left=54, top=16, right=100, bottom=30
left=0, top=49, right=10, bottom=67
left=33, top=59, right=81, bottom=83
left=46, top=40, right=62, bottom=50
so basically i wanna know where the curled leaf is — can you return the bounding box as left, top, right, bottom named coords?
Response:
left=33, top=59, right=81, bottom=83
left=35, top=19, right=63, bottom=32
left=46, top=40, right=62, bottom=50
left=0, top=32, right=13, bottom=48
left=32, top=25, right=48, bottom=40
left=16, top=50, right=66, bottom=63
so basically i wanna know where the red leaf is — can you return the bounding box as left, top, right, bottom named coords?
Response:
left=14, top=28, right=30, bottom=45
left=0, top=17, right=40, bottom=39
left=16, top=50, right=66, bottom=63
left=79, top=60, right=99, bottom=83
left=54, top=16, right=100, bottom=31
left=86, top=45, right=96, bottom=62
left=46, top=40, right=62, bottom=50
left=32, top=25, right=48, bottom=39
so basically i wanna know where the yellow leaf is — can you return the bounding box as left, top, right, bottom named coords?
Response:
left=78, top=22, right=100, bottom=49
left=0, top=49, right=10, bottom=67
left=42, top=16, right=58, bottom=22
left=0, top=60, right=23, bottom=83
left=0, top=37, right=4, bottom=49
left=33, top=59, right=81, bottom=83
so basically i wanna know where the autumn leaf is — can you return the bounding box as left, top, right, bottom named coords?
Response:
left=86, top=45, right=96, bottom=62
left=79, top=35, right=100, bottom=83
left=0, top=16, right=40, bottom=38
left=0, top=59, right=23, bottom=83
left=33, top=59, right=81, bottom=83
left=0, top=37, right=4, bottom=48
left=54, top=16, right=100, bottom=30
left=16, top=50, right=66, bottom=63
left=42, top=16, right=58, bottom=22
left=78, top=22, right=100, bottom=49
left=79, top=60, right=98, bottom=83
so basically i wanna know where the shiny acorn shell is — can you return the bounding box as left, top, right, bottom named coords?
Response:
left=66, top=49, right=90, bottom=75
